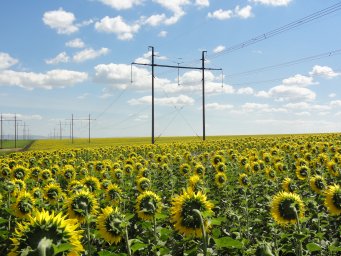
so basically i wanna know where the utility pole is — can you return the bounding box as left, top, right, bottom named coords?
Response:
left=132, top=47, right=222, bottom=143
left=67, top=114, right=95, bottom=143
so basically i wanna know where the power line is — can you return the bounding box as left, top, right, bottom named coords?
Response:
left=208, top=1, right=341, bottom=60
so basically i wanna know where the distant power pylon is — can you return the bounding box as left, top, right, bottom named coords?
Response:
left=67, top=114, right=95, bottom=143
left=132, top=46, right=223, bottom=144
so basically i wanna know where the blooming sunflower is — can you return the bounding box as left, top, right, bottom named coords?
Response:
left=124, top=164, right=133, bottom=176
left=12, top=191, right=35, bottom=218
left=29, top=167, right=41, bottom=181
left=188, top=175, right=203, bottom=192
left=1, top=166, right=11, bottom=179
left=239, top=173, right=249, bottom=187
left=31, top=187, right=43, bottom=200
left=265, top=167, right=276, bottom=181
left=136, top=177, right=151, bottom=193
left=113, top=169, right=124, bottom=182
left=44, top=183, right=64, bottom=205
left=11, top=166, right=29, bottom=180
left=215, top=162, right=226, bottom=173
left=296, top=165, right=310, bottom=180
left=171, top=188, right=213, bottom=237
left=106, top=184, right=123, bottom=205
left=82, top=176, right=101, bottom=192
left=282, top=177, right=295, bottom=193
left=214, top=172, right=227, bottom=188
left=40, top=169, right=52, bottom=181
left=97, top=206, right=127, bottom=245
left=309, top=175, right=326, bottom=195
left=8, top=209, right=84, bottom=256
left=324, top=184, right=341, bottom=216
left=194, top=164, right=205, bottom=177
left=211, top=154, right=225, bottom=167
left=327, top=161, right=340, bottom=177
left=62, top=165, right=76, bottom=181
left=67, top=190, right=99, bottom=222
left=270, top=191, right=305, bottom=225
left=135, top=191, right=161, bottom=220
left=179, top=163, right=191, bottom=176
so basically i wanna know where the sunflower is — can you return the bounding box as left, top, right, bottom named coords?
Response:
left=215, top=162, right=226, bottom=173
left=194, top=164, right=205, bottom=177
left=101, top=179, right=112, bottom=190
left=12, top=179, right=26, bottom=194
left=124, top=164, right=133, bottom=176
left=188, top=175, right=203, bottom=192
left=296, top=165, right=310, bottom=180
left=12, top=191, right=35, bottom=218
left=211, top=154, right=225, bottom=167
left=265, top=167, right=276, bottom=181
left=239, top=173, right=249, bottom=187
left=67, top=190, right=99, bottom=222
left=179, top=163, right=191, bottom=175
left=309, top=175, right=326, bottom=195
left=171, top=188, right=213, bottom=237
left=214, top=172, right=227, bottom=188
left=31, top=187, right=43, bottom=200
left=82, top=176, right=101, bottom=192
left=29, top=167, right=41, bottom=181
left=11, top=166, right=28, bottom=180
left=282, top=177, right=295, bottom=193
left=270, top=191, right=305, bottom=225
left=44, top=183, right=64, bottom=205
left=97, top=206, right=127, bottom=245
left=40, top=169, right=52, bottom=181
left=324, top=184, right=341, bottom=216
left=138, top=168, right=151, bottom=179
left=106, top=184, right=123, bottom=205
left=1, top=166, right=11, bottom=179
left=135, top=191, right=161, bottom=220
left=68, top=180, right=87, bottom=194
left=327, top=161, right=340, bottom=177
left=136, top=177, right=151, bottom=193
left=113, top=169, right=124, bottom=182
left=8, top=209, right=84, bottom=256
left=62, top=165, right=76, bottom=181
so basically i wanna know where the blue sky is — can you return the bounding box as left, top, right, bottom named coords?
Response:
left=0, top=0, right=341, bottom=139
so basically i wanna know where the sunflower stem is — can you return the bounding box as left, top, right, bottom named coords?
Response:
left=85, top=209, right=92, bottom=256
left=124, top=226, right=132, bottom=256
left=148, top=201, right=157, bottom=244
left=7, top=190, right=11, bottom=233
left=293, top=207, right=303, bottom=256
left=193, top=209, right=207, bottom=256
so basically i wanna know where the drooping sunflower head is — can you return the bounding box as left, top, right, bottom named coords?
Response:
left=12, top=179, right=26, bottom=195
left=215, top=162, right=226, bottom=173
left=97, top=207, right=127, bottom=245
left=265, top=167, right=276, bottom=181
left=270, top=191, right=305, bottom=225
left=188, top=175, right=203, bottom=192
left=309, top=175, right=326, bottom=195
left=282, top=177, right=295, bottom=193
left=67, top=190, right=99, bottom=222
left=113, top=169, right=124, bottom=182
left=327, top=161, right=340, bottom=177
left=124, top=164, right=133, bottom=176
left=29, top=167, right=41, bottom=181
left=31, top=187, right=43, bottom=200
left=82, top=176, right=101, bottom=192
left=40, top=169, right=53, bottom=181
left=8, top=209, right=84, bottom=256
left=214, top=172, right=227, bottom=188
left=62, top=165, right=76, bottom=181
left=296, top=165, right=310, bottom=180
left=194, top=164, right=205, bottom=177
left=12, top=191, right=35, bottom=218
left=179, top=163, right=191, bottom=176
left=1, top=166, right=11, bottom=179
left=135, top=191, right=161, bottom=220
left=106, top=184, right=122, bottom=205
left=11, top=166, right=29, bottom=180
left=171, top=189, right=213, bottom=238
left=211, top=154, right=225, bottom=167
left=324, top=184, right=341, bottom=216
left=136, top=177, right=151, bottom=193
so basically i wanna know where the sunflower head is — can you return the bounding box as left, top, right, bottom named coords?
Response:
left=188, top=175, right=203, bottom=192
left=136, top=177, right=151, bottom=193
left=82, top=176, right=101, bottom=192
left=239, top=173, right=249, bottom=187
left=11, top=166, right=28, bottom=180
left=97, top=207, right=127, bottom=245
left=29, top=167, right=41, bottom=181
left=8, top=209, right=84, bottom=256
left=296, top=165, right=310, bottom=180
left=44, top=183, right=64, bottom=205
left=12, top=191, right=35, bottom=218
left=135, top=191, right=161, bottom=220
left=327, top=161, right=340, bottom=177
left=309, top=175, right=326, bottom=195
left=1, top=166, right=11, bottom=179
left=106, top=184, right=122, bottom=205
left=282, top=177, right=295, bottom=193
left=265, top=167, right=276, bottom=180
left=62, top=165, right=76, bottom=180
left=179, top=163, right=191, bottom=175
left=67, top=190, right=99, bottom=222
left=171, top=188, right=213, bottom=237
left=270, top=191, right=305, bottom=225
left=324, top=184, right=341, bottom=216
left=194, top=164, right=205, bottom=177
left=40, top=169, right=52, bottom=181
left=215, top=162, right=226, bottom=173
left=214, top=172, right=227, bottom=188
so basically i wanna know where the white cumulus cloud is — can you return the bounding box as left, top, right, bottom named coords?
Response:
left=195, top=0, right=209, bottom=7
left=0, top=52, right=18, bottom=70
left=128, top=94, right=195, bottom=106
left=213, top=45, right=225, bottom=53
left=208, top=5, right=253, bottom=20
left=45, top=52, right=70, bottom=65
left=98, top=0, right=142, bottom=10
left=309, top=65, right=340, bottom=79
left=0, top=69, right=88, bottom=90
left=237, top=87, right=254, bottom=95
left=206, top=103, right=233, bottom=110
left=73, top=48, right=109, bottom=63
left=65, top=38, right=85, bottom=48
left=95, top=16, right=140, bottom=40
left=43, top=8, right=79, bottom=34
left=158, top=30, right=168, bottom=37
left=282, top=74, right=315, bottom=87
left=268, top=85, right=316, bottom=102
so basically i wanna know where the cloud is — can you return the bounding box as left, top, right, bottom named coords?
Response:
left=98, top=0, right=142, bottom=10
left=158, top=30, right=168, bottom=37
left=2, top=113, right=43, bottom=121
left=195, top=0, right=209, bottom=7
left=309, top=65, right=340, bottom=79
left=330, top=100, right=341, bottom=108
left=250, top=0, right=292, bottom=6
left=65, top=38, right=85, bottom=48
left=73, top=48, right=109, bottom=63
left=208, top=5, right=253, bottom=20
left=284, top=102, right=331, bottom=111
left=282, top=74, right=315, bottom=87
left=213, top=45, right=225, bottom=53
left=0, top=69, right=88, bottom=90
left=206, top=103, right=233, bottom=110
left=239, top=102, right=287, bottom=113
left=268, top=85, right=316, bottom=102
left=43, top=8, right=78, bottom=34
left=128, top=94, right=195, bottom=106
left=45, top=52, right=70, bottom=65
left=143, top=14, right=167, bottom=26
left=236, top=87, right=254, bottom=95
left=153, top=0, right=190, bottom=25
left=0, top=52, right=18, bottom=70
left=95, top=16, right=140, bottom=40
left=295, top=112, right=311, bottom=116
left=77, top=93, right=89, bottom=100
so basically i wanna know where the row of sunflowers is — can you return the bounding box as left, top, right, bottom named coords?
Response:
left=0, top=134, right=340, bottom=255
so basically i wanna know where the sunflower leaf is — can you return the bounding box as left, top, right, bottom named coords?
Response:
left=306, top=243, right=321, bottom=252
left=53, top=243, right=74, bottom=254
left=214, top=236, right=243, bottom=249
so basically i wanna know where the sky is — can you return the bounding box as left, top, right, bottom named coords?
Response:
left=0, top=0, right=341, bottom=139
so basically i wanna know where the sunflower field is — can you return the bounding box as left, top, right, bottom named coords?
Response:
left=0, top=134, right=340, bottom=256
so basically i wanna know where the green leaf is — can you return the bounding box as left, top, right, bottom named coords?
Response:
left=155, top=212, right=168, bottom=220
left=211, top=217, right=226, bottom=225
left=160, top=228, right=172, bottom=241
left=329, top=244, right=341, bottom=252
left=0, top=217, right=8, bottom=224
left=214, top=237, right=243, bottom=249
left=212, top=228, right=221, bottom=238
left=98, top=250, right=119, bottom=256
left=306, top=243, right=321, bottom=252
left=53, top=243, right=74, bottom=254
left=131, top=242, right=148, bottom=252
